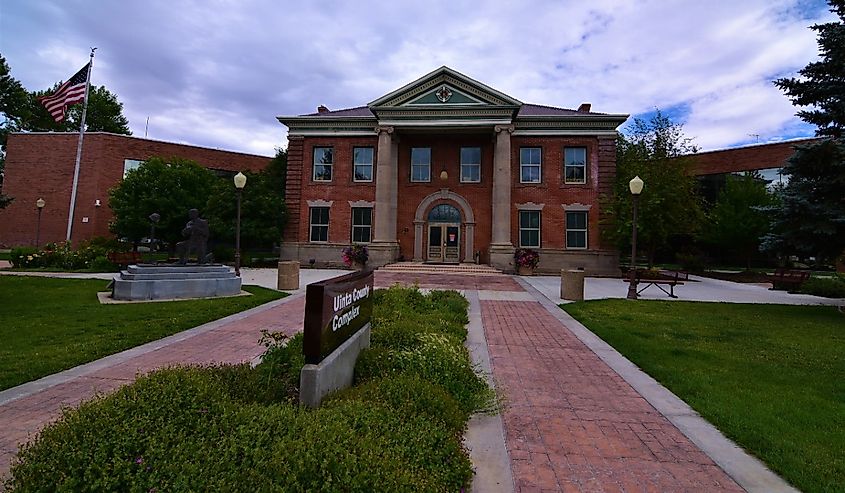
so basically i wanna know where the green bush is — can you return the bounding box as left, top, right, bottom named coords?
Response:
left=89, top=255, right=118, bottom=272
left=799, top=275, right=845, bottom=298
left=9, top=247, right=38, bottom=268
left=212, top=244, right=234, bottom=263
left=6, top=367, right=473, bottom=492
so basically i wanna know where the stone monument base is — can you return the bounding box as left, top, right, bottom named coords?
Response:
left=111, top=264, right=241, bottom=301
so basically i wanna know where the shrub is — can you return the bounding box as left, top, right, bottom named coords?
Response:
left=341, top=244, right=368, bottom=266
left=89, top=255, right=118, bottom=272
left=799, top=276, right=845, bottom=298
left=9, top=247, right=38, bottom=268
left=253, top=331, right=305, bottom=402
left=212, top=244, right=235, bottom=263
left=6, top=367, right=473, bottom=492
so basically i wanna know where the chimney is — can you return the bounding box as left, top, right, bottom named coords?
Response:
left=577, top=103, right=591, bottom=113
left=317, top=105, right=329, bottom=114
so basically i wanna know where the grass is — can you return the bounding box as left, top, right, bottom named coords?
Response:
left=562, top=300, right=844, bottom=493
left=0, top=276, right=285, bottom=391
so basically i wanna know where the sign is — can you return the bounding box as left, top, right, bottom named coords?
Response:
left=303, top=269, right=374, bottom=364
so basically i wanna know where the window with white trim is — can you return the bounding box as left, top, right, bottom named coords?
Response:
left=123, top=159, right=144, bottom=178
left=519, top=210, right=541, bottom=248
left=309, top=207, right=329, bottom=242
left=460, top=147, right=481, bottom=183
left=351, top=207, right=372, bottom=243
left=520, top=147, right=542, bottom=183
left=313, top=147, right=333, bottom=181
left=353, top=147, right=373, bottom=182
left=564, top=147, right=587, bottom=184
left=411, top=147, right=431, bottom=182
left=566, top=211, right=588, bottom=249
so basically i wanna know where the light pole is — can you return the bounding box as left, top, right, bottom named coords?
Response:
left=233, top=172, right=247, bottom=276
left=35, top=198, right=46, bottom=247
left=626, top=176, right=644, bottom=300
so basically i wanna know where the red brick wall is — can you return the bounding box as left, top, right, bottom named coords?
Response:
left=291, top=132, right=615, bottom=260
left=0, top=133, right=270, bottom=247
left=686, top=138, right=818, bottom=176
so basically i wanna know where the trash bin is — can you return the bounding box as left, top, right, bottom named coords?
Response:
left=560, top=268, right=585, bottom=301
left=277, top=260, right=300, bottom=291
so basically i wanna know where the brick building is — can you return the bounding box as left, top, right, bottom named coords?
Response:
left=0, top=132, right=270, bottom=247
left=278, top=67, right=628, bottom=274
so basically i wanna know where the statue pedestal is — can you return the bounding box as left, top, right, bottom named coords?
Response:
left=111, top=264, right=241, bottom=301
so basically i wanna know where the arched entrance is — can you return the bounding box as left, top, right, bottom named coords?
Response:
left=413, top=190, right=476, bottom=263
left=427, top=204, right=461, bottom=263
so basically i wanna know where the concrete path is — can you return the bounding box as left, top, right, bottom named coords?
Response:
left=0, top=268, right=804, bottom=491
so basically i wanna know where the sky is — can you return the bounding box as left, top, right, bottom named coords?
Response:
left=0, top=0, right=835, bottom=157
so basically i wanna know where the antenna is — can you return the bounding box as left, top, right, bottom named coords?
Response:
left=748, top=133, right=760, bottom=143
left=145, top=116, right=149, bottom=138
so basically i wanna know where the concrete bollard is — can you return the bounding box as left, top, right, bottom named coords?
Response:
left=277, top=260, right=300, bottom=291
left=560, top=268, right=585, bottom=301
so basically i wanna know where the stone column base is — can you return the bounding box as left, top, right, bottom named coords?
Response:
left=489, top=244, right=516, bottom=273
left=367, top=242, right=400, bottom=268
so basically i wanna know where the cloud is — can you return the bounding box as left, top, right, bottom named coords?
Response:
left=2, top=0, right=834, bottom=154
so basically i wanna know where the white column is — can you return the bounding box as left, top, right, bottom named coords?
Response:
left=491, top=125, right=514, bottom=247
left=373, top=126, right=395, bottom=243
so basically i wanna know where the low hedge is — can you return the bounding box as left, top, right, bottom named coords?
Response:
left=799, top=275, right=845, bottom=298
left=6, top=286, right=488, bottom=492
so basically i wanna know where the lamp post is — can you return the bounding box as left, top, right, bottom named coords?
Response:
left=148, top=213, right=161, bottom=263
left=233, top=172, right=247, bottom=277
left=35, top=198, right=46, bottom=247
left=626, top=176, right=644, bottom=300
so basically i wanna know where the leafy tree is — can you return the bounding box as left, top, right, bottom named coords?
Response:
left=205, top=148, right=286, bottom=249
left=607, top=110, right=704, bottom=267
left=703, top=172, right=777, bottom=269
left=108, top=158, right=218, bottom=248
left=765, top=0, right=845, bottom=263
left=0, top=53, right=29, bottom=208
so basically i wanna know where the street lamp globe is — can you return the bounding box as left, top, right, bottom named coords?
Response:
left=629, top=175, right=644, bottom=195
left=36, top=198, right=46, bottom=209
left=233, top=172, right=247, bottom=189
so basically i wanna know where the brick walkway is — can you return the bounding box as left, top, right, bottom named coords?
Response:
left=0, top=295, right=306, bottom=476
left=0, top=273, right=749, bottom=491
left=483, top=299, right=743, bottom=492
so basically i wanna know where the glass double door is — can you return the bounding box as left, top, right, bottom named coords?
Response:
left=427, top=224, right=460, bottom=263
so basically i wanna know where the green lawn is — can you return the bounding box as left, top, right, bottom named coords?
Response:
left=0, top=276, right=285, bottom=391
left=562, top=300, right=843, bottom=493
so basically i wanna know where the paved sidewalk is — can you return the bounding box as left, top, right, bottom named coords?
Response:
left=0, top=270, right=797, bottom=491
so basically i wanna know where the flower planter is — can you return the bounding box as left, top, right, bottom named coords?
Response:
left=517, top=265, right=534, bottom=276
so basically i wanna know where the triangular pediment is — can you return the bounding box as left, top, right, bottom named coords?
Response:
left=368, top=66, right=522, bottom=109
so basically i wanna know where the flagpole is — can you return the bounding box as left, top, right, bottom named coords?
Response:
left=65, top=47, right=96, bottom=242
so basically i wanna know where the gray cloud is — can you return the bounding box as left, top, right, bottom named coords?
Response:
left=1, top=0, right=833, bottom=155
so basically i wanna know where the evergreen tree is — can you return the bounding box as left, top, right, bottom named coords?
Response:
left=766, top=0, right=845, bottom=263
left=607, top=110, right=704, bottom=267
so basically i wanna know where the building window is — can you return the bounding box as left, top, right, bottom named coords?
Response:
left=564, top=147, right=587, bottom=184
left=123, top=159, right=144, bottom=178
left=520, top=147, right=542, bottom=183
left=313, top=147, right=333, bottom=181
left=566, top=211, right=588, bottom=249
left=309, top=207, right=329, bottom=242
left=351, top=207, right=372, bottom=243
left=519, top=210, right=541, bottom=248
left=411, top=147, right=431, bottom=182
left=353, top=147, right=373, bottom=182
left=460, top=147, right=481, bottom=183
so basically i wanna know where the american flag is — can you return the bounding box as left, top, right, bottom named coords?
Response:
left=38, top=63, right=90, bottom=123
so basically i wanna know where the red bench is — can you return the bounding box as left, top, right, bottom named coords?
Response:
left=766, top=269, right=810, bottom=291
left=107, top=251, right=143, bottom=267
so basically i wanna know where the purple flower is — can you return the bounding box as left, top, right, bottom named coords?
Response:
left=135, top=456, right=144, bottom=465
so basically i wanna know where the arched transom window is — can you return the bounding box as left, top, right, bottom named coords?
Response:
left=427, top=204, right=461, bottom=223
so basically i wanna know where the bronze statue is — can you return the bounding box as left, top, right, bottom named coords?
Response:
left=176, top=209, right=210, bottom=264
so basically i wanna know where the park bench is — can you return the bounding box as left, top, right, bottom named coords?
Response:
left=107, top=251, right=143, bottom=267
left=623, top=269, right=688, bottom=298
left=766, top=268, right=810, bottom=291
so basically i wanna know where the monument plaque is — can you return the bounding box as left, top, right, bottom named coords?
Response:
left=303, top=269, right=374, bottom=364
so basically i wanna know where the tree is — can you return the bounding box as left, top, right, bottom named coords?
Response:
left=766, top=0, right=845, bottom=263
left=205, top=148, right=287, bottom=250
left=0, top=53, right=30, bottom=208
left=703, top=172, right=777, bottom=269
left=108, top=158, right=218, bottom=248
left=607, top=110, right=703, bottom=266
left=27, top=85, right=130, bottom=134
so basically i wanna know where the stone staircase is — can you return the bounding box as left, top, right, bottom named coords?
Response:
left=378, top=262, right=503, bottom=276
